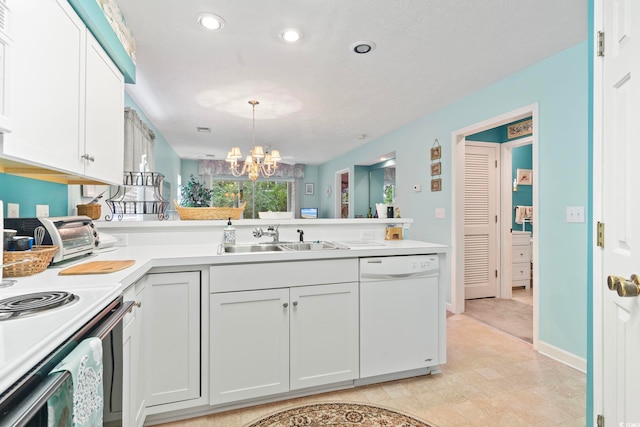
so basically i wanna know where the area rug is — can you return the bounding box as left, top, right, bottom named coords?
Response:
left=464, top=297, right=533, bottom=343
left=244, top=402, right=435, bottom=427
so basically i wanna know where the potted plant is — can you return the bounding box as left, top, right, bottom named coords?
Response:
left=179, top=175, right=212, bottom=207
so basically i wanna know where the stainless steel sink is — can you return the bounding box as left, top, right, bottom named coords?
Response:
left=220, top=241, right=347, bottom=254
left=278, top=241, right=345, bottom=251
left=221, top=243, right=284, bottom=253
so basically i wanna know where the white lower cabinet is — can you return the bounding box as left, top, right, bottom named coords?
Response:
left=146, top=271, right=201, bottom=408
left=210, top=282, right=359, bottom=405
left=122, top=278, right=147, bottom=427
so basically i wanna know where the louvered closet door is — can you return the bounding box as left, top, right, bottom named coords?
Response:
left=464, top=143, right=499, bottom=299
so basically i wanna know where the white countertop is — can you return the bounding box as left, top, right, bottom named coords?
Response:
left=0, top=239, right=448, bottom=394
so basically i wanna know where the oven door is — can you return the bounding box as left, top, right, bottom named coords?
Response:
left=0, top=298, right=134, bottom=427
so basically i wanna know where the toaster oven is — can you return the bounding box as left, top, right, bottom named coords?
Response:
left=4, top=216, right=98, bottom=264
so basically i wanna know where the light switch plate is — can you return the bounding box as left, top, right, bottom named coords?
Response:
left=566, top=206, right=585, bottom=223
left=435, top=208, right=445, bottom=219
left=7, top=203, right=19, bottom=218
left=36, top=204, right=49, bottom=217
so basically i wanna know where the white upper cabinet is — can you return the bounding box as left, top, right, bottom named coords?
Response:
left=1, top=0, right=124, bottom=184
left=84, top=31, right=124, bottom=184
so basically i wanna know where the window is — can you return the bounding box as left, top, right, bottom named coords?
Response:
left=383, top=184, right=395, bottom=205
left=210, top=179, right=292, bottom=219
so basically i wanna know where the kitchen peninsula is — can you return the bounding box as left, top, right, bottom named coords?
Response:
left=1, top=218, right=449, bottom=426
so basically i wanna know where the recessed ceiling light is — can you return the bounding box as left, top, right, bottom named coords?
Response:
left=196, top=127, right=211, bottom=133
left=197, top=13, right=225, bottom=30
left=281, top=29, right=302, bottom=43
left=351, top=41, right=376, bottom=54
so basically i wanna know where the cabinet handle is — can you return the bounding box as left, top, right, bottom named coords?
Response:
left=292, top=301, right=298, bottom=307
left=134, top=301, right=142, bottom=308
left=81, top=154, right=95, bottom=162
left=283, top=302, right=289, bottom=308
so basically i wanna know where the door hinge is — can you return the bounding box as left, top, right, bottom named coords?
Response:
left=597, top=414, right=604, bottom=427
left=495, top=269, right=498, bottom=278
left=495, top=215, right=498, bottom=223
left=597, top=222, right=605, bottom=247
left=597, top=31, right=605, bottom=57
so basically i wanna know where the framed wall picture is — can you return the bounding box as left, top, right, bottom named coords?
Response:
left=507, top=119, right=533, bottom=139
left=516, top=168, right=533, bottom=185
left=430, top=162, right=441, bottom=176
left=431, top=178, right=442, bottom=192
left=430, top=145, right=441, bottom=160
left=305, top=183, right=314, bottom=195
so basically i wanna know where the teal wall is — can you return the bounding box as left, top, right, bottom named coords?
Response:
left=0, top=174, right=68, bottom=217
left=512, top=145, right=533, bottom=232
left=318, top=41, right=589, bottom=362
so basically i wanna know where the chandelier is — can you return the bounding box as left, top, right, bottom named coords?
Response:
left=226, top=100, right=281, bottom=181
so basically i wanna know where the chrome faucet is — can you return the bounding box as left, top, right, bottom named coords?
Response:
left=253, top=225, right=279, bottom=243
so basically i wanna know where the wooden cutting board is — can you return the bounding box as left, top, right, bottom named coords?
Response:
left=59, top=260, right=136, bottom=275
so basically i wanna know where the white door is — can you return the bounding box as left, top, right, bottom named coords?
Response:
left=598, top=0, right=640, bottom=424
left=289, top=283, right=359, bottom=390
left=210, top=288, right=290, bottom=404
left=464, top=143, right=500, bottom=299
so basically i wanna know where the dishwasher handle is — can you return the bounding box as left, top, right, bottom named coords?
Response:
left=360, top=272, right=434, bottom=280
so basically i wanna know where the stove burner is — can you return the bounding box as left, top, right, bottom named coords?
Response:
left=0, top=291, right=78, bottom=320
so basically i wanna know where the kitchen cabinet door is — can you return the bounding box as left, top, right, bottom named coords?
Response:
left=2, top=0, right=124, bottom=184
left=289, top=282, right=359, bottom=390
left=122, top=278, right=147, bottom=427
left=4, top=0, right=84, bottom=173
left=83, top=31, right=124, bottom=183
left=146, top=271, right=201, bottom=407
left=210, top=288, right=290, bottom=405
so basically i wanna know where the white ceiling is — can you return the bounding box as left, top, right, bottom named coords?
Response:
left=117, top=0, right=587, bottom=166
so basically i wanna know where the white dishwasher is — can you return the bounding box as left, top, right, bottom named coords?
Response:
left=359, top=255, right=440, bottom=379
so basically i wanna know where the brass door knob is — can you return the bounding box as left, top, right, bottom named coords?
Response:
left=606, top=274, right=640, bottom=297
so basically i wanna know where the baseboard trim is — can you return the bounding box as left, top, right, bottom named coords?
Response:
left=537, top=340, right=586, bottom=373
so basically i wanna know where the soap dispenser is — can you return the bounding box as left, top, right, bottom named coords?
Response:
left=223, top=217, right=236, bottom=245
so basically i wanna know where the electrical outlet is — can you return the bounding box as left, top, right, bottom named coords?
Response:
left=7, top=203, right=19, bottom=218
left=435, top=208, right=446, bottom=219
left=361, top=230, right=375, bottom=240
left=36, top=204, right=49, bottom=217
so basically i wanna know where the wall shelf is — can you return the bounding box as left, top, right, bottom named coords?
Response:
left=106, top=172, right=168, bottom=221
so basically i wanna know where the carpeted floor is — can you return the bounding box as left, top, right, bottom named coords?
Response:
left=463, top=297, right=533, bottom=343
left=244, top=402, right=434, bottom=427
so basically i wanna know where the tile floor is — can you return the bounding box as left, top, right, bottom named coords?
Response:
left=157, top=314, right=585, bottom=427
left=512, top=287, right=534, bottom=306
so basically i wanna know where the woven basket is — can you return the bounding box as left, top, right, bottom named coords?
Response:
left=77, top=204, right=102, bottom=220
left=2, top=246, right=59, bottom=277
left=173, top=200, right=246, bottom=220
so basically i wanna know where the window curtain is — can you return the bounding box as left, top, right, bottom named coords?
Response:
left=198, top=160, right=304, bottom=181
left=124, top=107, right=156, bottom=172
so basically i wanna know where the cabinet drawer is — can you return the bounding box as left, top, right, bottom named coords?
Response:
left=512, top=262, right=531, bottom=280
left=512, top=279, right=530, bottom=288
left=511, top=245, right=531, bottom=263
left=512, top=233, right=531, bottom=246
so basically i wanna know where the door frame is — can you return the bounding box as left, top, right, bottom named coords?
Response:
left=450, top=103, right=539, bottom=347
left=335, top=168, right=350, bottom=218
left=592, top=0, right=604, bottom=419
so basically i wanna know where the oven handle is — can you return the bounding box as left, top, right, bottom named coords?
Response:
left=0, top=300, right=135, bottom=427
